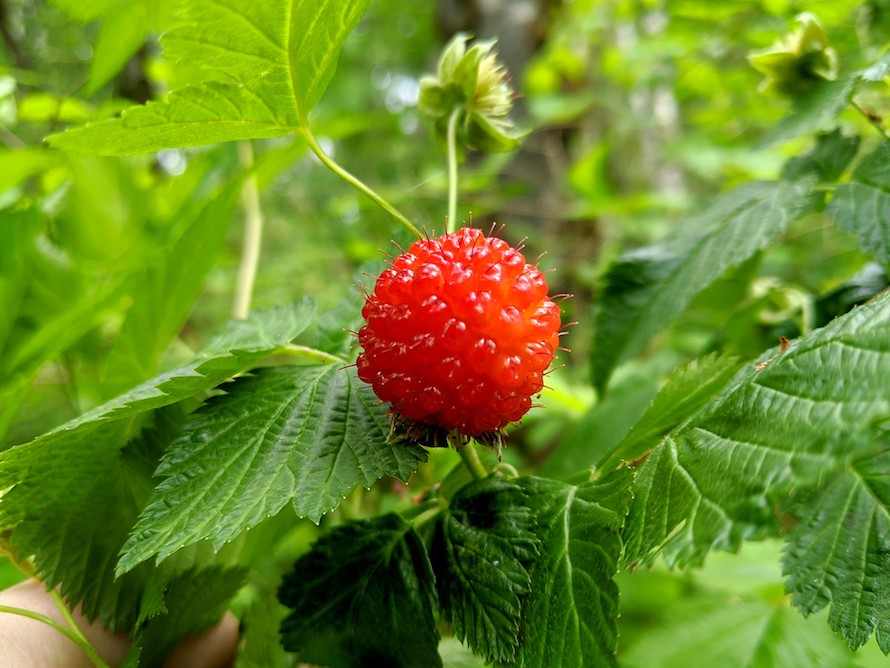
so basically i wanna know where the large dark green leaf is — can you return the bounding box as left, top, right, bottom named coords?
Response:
left=117, top=364, right=427, bottom=572
left=783, top=448, right=890, bottom=652
left=592, top=180, right=818, bottom=393
left=0, top=303, right=314, bottom=626
left=624, top=293, right=890, bottom=577
left=510, top=472, right=632, bottom=668
left=47, top=0, right=370, bottom=154
left=279, top=514, right=441, bottom=668
left=431, top=477, right=539, bottom=663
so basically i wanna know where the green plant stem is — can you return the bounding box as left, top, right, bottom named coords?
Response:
left=446, top=107, right=462, bottom=233
left=299, top=125, right=421, bottom=239
left=233, top=141, right=264, bottom=320
left=457, top=441, right=488, bottom=479
left=277, top=343, right=347, bottom=365
left=851, top=97, right=890, bottom=139
left=0, top=605, right=110, bottom=668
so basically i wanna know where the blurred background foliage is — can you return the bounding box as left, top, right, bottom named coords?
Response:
left=1, top=0, right=889, bottom=664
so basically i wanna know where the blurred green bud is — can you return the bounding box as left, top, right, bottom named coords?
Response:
left=748, top=13, right=838, bottom=96
left=418, top=33, right=519, bottom=153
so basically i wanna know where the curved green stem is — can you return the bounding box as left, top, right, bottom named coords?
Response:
left=299, top=125, right=421, bottom=238
left=233, top=141, right=264, bottom=320
left=446, top=107, right=462, bottom=233
left=277, top=343, right=347, bottom=365
left=457, top=440, right=488, bottom=479
left=0, top=605, right=110, bottom=668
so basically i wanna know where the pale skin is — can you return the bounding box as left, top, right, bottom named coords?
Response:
left=0, top=580, right=239, bottom=668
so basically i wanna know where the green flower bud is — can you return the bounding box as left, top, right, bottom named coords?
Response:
left=748, top=13, right=839, bottom=97
left=418, top=33, right=519, bottom=153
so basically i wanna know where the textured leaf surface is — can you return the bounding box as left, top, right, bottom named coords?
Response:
left=827, top=142, right=890, bottom=263
left=624, top=293, right=890, bottom=572
left=598, top=354, right=741, bottom=472
left=760, top=75, right=859, bottom=146
left=431, top=477, right=539, bottom=663
left=592, top=180, right=818, bottom=392
left=510, top=472, right=632, bottom=668
left=118, top=364, right=426, bottom=572
left=279, top=514, right=441, bottom=668
left=47, top=0, right=370, bottom=154
left=783, top=448, right=890, bottom=652
left=0, top=303, right=313, bottom=625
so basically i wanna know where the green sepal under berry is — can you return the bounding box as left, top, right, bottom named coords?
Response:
left=418, top=33, right=519, bottom=154
left=430, top=476, right=540, bottom=663
left=278, top=513, right=441, bottom=668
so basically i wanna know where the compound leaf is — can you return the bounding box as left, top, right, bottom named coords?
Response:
left=593, top=180, right=818, bottom=393
left=431, top=476, right=539, bottom=663
left=118, top=364, right=427, bottom=572
left=47, top=0, right=370, bottom=154
left=278, top=513, right=441, bottom=668
left=624, top=293, right=890, bottom=573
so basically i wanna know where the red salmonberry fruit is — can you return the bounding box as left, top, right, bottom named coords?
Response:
left=357, top=227, right=561, bottom=442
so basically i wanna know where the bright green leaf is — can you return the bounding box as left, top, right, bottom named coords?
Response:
left=431, top=477, right=539, bottom=663
left=278, top=513, right=441, bottom=668
left=827, top=143, right=890, bottom=263
left=599, top=354, right=742, bottom=472
left=783, top=448, right=890, bottom=652
left=510, top=471, right=632, bottom=668
left=0, top=149, right=61, bottom=192
left=47, top=0, right=371, bottom=154
left=118, top=364, right=427, bottom=573
left=621, top=599, right=857, bottom=668
left=0, top=303, right=314, bottom=625
left=592, top=180, right=818, bottom=393
left=102, top=176, right=241, bottom=395
left=624, top=292, right=890, bottom=571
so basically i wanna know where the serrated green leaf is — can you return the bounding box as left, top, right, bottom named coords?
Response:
left=599, top=354, right=742, bottom=472
left=624, top=292, right=890, bottom=570
left=47, top=0, right=371, bottom=154
left=123, top=565, right=246, bottom=668
left=431, top=477, right=539, bottom=663
left=592, top=180, right=818, bottom=393
left=0, top=303, right=314, bottom=626
left=827, top=143, right=890, bottom=263
left=279, top=513, right=441, bottom=668
left=783, top=448, right=890, bottom=652
left=781, top=129, right=860, bottom=182
left=509, top=472, right=632, bottom=668
left=118, top=364, right=426, bottom=573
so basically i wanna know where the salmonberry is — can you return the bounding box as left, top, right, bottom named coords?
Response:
left=357, top=227, right=561, bottom=442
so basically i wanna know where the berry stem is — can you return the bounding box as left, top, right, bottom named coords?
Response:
left=456, top=440, right=488, bottom=479
left=0, top=604, right=110, bottom=668
left=233, top=140, right=264, bottom=320
left=299, top=125, right=422, bottom=239
left=446, top=107, right=461, bottom=233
